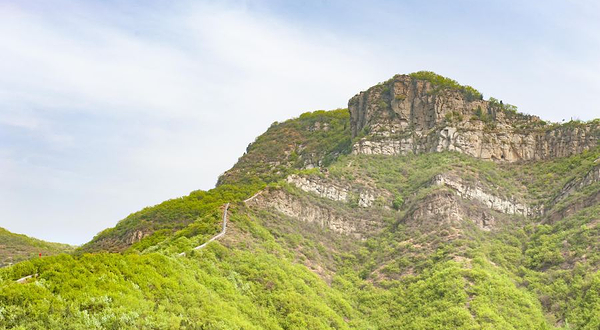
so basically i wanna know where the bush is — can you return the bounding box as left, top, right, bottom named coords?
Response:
left=410, top=71, right=483, bottom=100
left=392, top=195, right=404, bottom=210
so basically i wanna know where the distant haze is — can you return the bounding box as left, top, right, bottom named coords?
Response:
left=1, top=0, right=599, bottom=245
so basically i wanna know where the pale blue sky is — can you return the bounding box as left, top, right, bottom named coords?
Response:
left=1, top=0, right=599, bottom=244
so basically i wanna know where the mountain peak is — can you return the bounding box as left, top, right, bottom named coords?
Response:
left=350, top=72, right=599, bottom=162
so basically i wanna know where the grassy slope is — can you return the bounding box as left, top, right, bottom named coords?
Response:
left=1, top=105, right=599, bottom=329
left=0, top=208, right=554, bottom=330
left=80, top=109, right=350, bottom=254
left=217, top=109, right=351, bottom=186
left=0, top=228, right=73, bottom=268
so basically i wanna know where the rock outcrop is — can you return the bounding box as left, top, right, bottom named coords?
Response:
left=432, top=174, right=541, bottom=218
left=405, top=191, right=497, bottom=231
left=286, top=175, right=348, bottom=203
left=286, top=174, right=381, bottom=207
left=127, top=230, right=147, bottom=245
left=401, top=173, right=542, bottom=231
left=544, top=160, right=600, bottom=223
left=246, top=188, right=383, bottom=238
left=552, top=161, right=600, bottom=205
left=350, top=74, right=599, bottom=162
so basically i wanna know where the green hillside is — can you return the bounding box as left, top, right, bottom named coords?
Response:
left=0, top=228, right=74, bottom=268
left=1, top=73, right=599, bottom=329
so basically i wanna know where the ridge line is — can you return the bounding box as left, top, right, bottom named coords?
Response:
left=179, top=202, right=230, bottom=256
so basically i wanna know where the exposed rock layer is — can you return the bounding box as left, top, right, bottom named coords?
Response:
left=432, top=174, right=541, bottom=217
left=406, top=191, right=497, bottom=231
left=286, top=174, right=378, bottom=207
left=552, top=162, right=600, bottom=205
left=246, top=188, right=383, bottom=238
left=349, top=75, right=599, bottom=162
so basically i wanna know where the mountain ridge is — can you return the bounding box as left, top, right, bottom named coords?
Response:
left=1, top=71, right=599, bottom=329
left=0, top=227, right=74, bottom=268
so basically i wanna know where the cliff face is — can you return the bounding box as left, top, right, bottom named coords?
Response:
left=246, top=187, right=385, bottom=239
left=286, top=174, right=383, bottom=208
left=349, top=74, right=599, bottom=162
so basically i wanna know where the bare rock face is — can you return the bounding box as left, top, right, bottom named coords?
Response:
left=407, top=191, right=463, bottom=226
left=246, top=188, right=384, bottom=238
left=349, top=74, right=599, bottom=162
left=350, top=75, right=489, bottom=136
left=286, top=174, right=349, bottom=203
left=404, top=173, right=541, bottom=231
left=544, top=160, right=600, bottom=223
left=286, top=174, right=384, bottom=208
left=405, top=191, right=497, bottom=231
left=432, top=174, right=542, bottom=218
left=127, top=230, right=147, bottom=245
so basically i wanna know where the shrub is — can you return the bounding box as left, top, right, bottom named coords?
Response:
left=409, top=71, right=483, bottom=100
left=392, top=195, right=404, bottom=210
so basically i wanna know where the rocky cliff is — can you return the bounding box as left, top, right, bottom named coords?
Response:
left=350, top=73, right=599, bottom=162
left=431, top=174, right=541, bottom=218
left=286, top=174, right=383, bottom=208
left=246, top=187, right=384, bottom=238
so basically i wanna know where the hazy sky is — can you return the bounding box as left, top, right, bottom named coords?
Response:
left=1, top=0, right=599, bottom=245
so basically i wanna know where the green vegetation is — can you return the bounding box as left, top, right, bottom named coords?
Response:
left=0, top=244, right=358, bottom=329
left=217, top=109, right=351, bottom=186
left=80, top=181, right=265, bottom=253
left=503, top=147, right=600, bottom=202
left=0, top=228, right=73, bottom=268
left=5, top=203, right=591, bottom=329
left=3, top=136, right=599, bottom=329
left=445, top=111, right=464, bottom=123
left=489, top=97, right=519, bottom=115
left=473, top=105, right=492, bottom=123
left=392, top=195, right=404, bottom=210
left=409, top=71, right=483, bottom=101
left=1, top=95, right=599, bottom=328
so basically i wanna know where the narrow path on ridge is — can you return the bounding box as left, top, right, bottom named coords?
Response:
left=180, top=189, right=264, bottom=257
left=15, top=203, right=232, bottom=282
left=179, top=202, right=230, bottom=256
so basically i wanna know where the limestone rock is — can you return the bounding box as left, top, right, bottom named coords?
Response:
left=349, top=74, right=599, bottom=162
left=286, top=174, right=348, bottom=202
left=127, top=230, right=147, bottom=244
left=431, top=174, right=541, bottom=217
left=405, top=191, right=496, bottom=231
left=552, top=162, right=600, bottom=205
left=286, top=174, right=383, bottom=208
left=246, top=188, right=383, bottom=238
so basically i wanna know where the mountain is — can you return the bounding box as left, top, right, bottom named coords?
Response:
left=0, top=227, right=74, bottom=267
left=1, top=72, right=599, bottom=329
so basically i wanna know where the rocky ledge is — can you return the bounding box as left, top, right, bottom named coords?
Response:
left=245, top=188, right=384, bottom=238
left=349, top=73, right=599, bottom=162
left=286, top=174, right=381, bottom=207
left=432, top=174, right=542, bottom=217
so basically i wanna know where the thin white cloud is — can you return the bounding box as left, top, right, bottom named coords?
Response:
left=0, top=0, right=598, bottom=244
left=0, top=1, right=387, bottom=244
